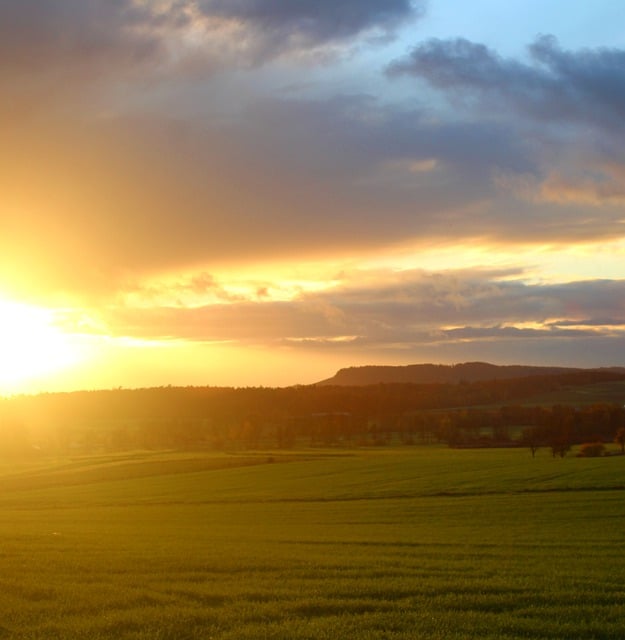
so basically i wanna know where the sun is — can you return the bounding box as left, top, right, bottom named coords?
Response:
left=0, top=297, right=82, bottom=394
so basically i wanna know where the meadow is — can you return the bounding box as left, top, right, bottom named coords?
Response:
left=1, top=446, right=624, bottom=639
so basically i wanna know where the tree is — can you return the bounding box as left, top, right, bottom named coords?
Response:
left=548, top=405, right=573, bottom=458
left=549, top=438, right=571, bottom=459
left=520, top=427, right=541, bottom=458
left=615, top=427, right=625, bottom=454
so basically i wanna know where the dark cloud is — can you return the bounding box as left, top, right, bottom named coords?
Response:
left=320, top=274, right=625, bottom=335
left=198, top=0, right=421, bottom=58
left=4, top=8, right=625, bottom=306
left=94, top=270, right=625, bottom=351
left=0, top=0, right=420, bottom=105
left=0, top=96, right=537, bottom=300
left=387, top=35, right=625, bottom=131
left=548, top=318, right=625, bottom=328
left=5, top=90, right=625, bottom=303
left=408, top=333, right=625, bottom=369
left=388, top=36, right=625, bottom=208
left=0, top=1, right=176, bottom=94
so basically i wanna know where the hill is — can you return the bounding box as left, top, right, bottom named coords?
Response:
left=317, top=361, right=625, bottom=386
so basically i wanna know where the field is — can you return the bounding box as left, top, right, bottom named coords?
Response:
left=1, top=446, right=625, bottom=639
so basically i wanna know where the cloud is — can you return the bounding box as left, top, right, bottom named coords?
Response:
left=388, top=36, right=625, bottom=208
left=0, top=1, right=166, bottom=70
left=535, top=166, right=625, bottom=206
left=5, top=90, right=625, bottom=304
left=197, top=0, right=421, bottom=60
left=387, top=35, right=625, bottom=131
left=5, top=15, right=625, bottom=306
left=0, top=0, right=420, bottom=108
left=0, top=96, right=533, bottom=301
left=0, top=0, right=178, bottom=107
left=84, top=269, right=625, bottom=354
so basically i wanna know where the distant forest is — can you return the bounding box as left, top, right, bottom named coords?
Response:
left=1, top=369, right=625, bottom=456
left=318, top=361, right=625, bottom=385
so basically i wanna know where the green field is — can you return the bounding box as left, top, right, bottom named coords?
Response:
left=1, top=446, right=625, bottom=639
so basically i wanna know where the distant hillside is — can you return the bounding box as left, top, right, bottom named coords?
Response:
left=317, top=362, right=625, bottom=386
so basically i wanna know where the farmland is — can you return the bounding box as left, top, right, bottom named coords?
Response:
left=1, top=446, right=625, bottom=638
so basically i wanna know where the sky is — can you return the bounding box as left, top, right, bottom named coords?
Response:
left=1, top=0, right=625, bottom=394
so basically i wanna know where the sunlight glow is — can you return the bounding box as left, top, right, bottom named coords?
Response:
left=0, top=298, right=84, bottom=394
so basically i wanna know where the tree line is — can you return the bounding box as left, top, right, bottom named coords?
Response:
left=1, top=370, right=624, bottom=455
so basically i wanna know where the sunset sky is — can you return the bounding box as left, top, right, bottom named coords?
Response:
left=2, top=0, right=625, bottom=394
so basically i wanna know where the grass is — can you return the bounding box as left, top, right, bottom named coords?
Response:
left=0, top=446, right=625, bottom=638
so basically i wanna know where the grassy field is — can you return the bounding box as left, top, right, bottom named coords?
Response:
left=1, top=446, right=625, bottom=639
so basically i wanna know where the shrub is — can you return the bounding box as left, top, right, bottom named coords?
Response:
left=577, top=442, right=606, bottom=457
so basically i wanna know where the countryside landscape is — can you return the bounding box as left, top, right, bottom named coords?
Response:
left=2, top=363, right=625, bottom=638
left=3, top=1, right=625, bottom=638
